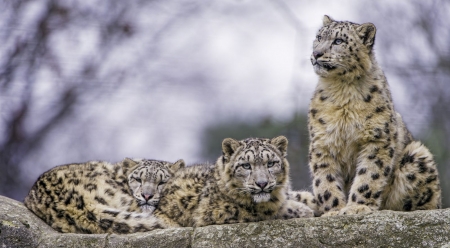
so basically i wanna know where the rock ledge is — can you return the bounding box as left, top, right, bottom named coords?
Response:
left=1, top=195, right=449, bottom=248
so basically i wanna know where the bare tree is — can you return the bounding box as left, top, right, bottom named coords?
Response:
left=0, top=0, right=213, bottom=199
left=0, top=0, right=139, bottom=197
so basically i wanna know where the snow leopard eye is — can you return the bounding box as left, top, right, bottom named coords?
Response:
left=316, top=35, right=322, bottom=42
left=333, top=38, right=343, bottom=45
left=134, top=177, right=142, bottom=183
left=241, top=163, right=251, bottom=169
left=267, top=161, right=275, bottom=168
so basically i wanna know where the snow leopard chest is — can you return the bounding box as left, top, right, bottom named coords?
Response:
left=320, top=103, right=366, bottom=166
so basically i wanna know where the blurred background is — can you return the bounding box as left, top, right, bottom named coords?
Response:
left=1, top=0, right=449, bottom=208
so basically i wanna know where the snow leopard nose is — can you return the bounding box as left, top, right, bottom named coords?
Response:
left=255, top=181, right=268, bottom=190
left=142, top=194, right=153, bottom=201
left=313, top=51, right=324, bottom=59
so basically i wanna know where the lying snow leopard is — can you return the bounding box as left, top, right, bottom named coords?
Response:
left=308, top=15, right=441, bottom=216
left=133, top=136, right=314, bottom=231
left=24, top=158, right=184, bottom=233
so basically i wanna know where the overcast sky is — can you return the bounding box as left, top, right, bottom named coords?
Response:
left=21, top=1, right=414, bottom=169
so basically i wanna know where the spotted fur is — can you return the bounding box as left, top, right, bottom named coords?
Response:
left=24, top=158, right=184, bottom=233
left=287, top=190, right=320, bottom=216
left=308, top=15, right=441, bottom=216
left=147, top=136, right=313, bottom=230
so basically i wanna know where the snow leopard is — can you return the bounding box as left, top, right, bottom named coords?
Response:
left=24, top=158, right=184, bottom=233
left=308, top=15, right=441, bottom=216
left=131, top=136, right=314, bottom=231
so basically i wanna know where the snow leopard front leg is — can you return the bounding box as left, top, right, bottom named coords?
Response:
left=277, top=199, right=315, bottom=219
left=340, top=139, right=395, bottom=215
left=309, top=144, right=347, bottom=216
left=288, top=190, right=322, bottom=216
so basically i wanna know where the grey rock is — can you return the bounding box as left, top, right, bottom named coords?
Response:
left=1, top=195, right=449, bottom=248
left=0, top=195, right=56, bottom=247
left=192, top=210, right=450, bottom=248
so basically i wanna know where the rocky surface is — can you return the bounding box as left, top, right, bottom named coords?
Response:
left=1, top=195, right=449, bottom=247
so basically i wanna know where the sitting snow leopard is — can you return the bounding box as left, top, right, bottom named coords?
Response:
left=24, top=158, right=184, bottom=233
left=135, top=136, right=314, bottom=231
left=308, top=15, right=441, bottom=216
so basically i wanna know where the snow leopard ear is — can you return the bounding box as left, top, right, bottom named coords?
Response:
left=270, top=136, right=288, bottom=157
left=122, top=158, right=140, bottom=175
left=356, top=23, right=376, bottom=49
left=123, top=158, right=139, bottom=169
left=222, top=138, right=241, bottom=161
left=323, top=15, right=334, bottom=26
left=168, top=159, right=185, bottom=174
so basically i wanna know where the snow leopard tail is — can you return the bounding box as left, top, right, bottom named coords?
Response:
left=82, top=205, right=165, bottom=234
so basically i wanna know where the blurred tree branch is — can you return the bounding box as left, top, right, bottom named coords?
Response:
left=0, top=0, right=137, bottom=197
left=0, top=0, right=216, bottom=200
